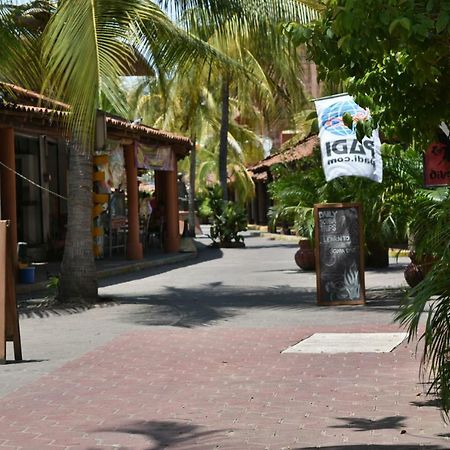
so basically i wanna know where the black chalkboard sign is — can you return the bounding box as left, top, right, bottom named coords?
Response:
left=314, top=203, right=365, bottom=305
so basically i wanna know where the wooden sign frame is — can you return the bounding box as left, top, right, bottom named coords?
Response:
left=314, top=203, right=365, bottom=306
left=0, top=220, right=22, bottom=363
left=0, top=221, right=6, bottom=362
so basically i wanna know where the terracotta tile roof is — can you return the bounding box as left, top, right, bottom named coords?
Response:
left=105, top=115, right=191, bottom=146
left=248, top=171, right=268, bottom=181
left=249, top=134, right=319, bottom=173
left=0, top=87, right=191, bottom=147
left=0, top=101, right=66, bottom=117
left=0, top=82, right=70, bottom=109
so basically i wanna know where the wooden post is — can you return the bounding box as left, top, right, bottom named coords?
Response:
left=0, top=221, right=6, bottom=363
left=124, top=142, right=143, bottom=260
left=0, top=128, right=22, bottom=361
left=257, top=182, right=266, bottom=225
left=164, top=161, right=180, bottom=253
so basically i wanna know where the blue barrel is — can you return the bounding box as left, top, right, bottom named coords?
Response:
left=19, top=267, right=35, bottom=284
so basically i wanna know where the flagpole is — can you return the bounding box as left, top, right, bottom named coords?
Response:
left=311, top=92, right=349, bottom=102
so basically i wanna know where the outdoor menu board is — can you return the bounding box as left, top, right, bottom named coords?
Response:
left=314, top=203, right=365, bottom=306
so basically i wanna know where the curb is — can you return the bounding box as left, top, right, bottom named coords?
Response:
left=248, top=229, right=300, bottom=243
left=16, top=250, right=198, bottom=296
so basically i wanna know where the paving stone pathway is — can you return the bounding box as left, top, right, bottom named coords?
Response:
left=1, top=234, right=448, bottom=449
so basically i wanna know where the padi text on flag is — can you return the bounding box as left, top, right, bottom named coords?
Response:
left=314, top=94, right=383, bottom=183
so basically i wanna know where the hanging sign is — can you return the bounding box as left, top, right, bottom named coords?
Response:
left=423, top=126, right=450, bottom=187
left=137, top=144, right=174, bottom=171
left=314, top=203, right=365, bottom=306
left=314, top=94, right=383, bottom=183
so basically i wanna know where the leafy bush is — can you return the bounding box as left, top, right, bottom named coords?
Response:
left=197, top=193, right=213, bottom=221
left=205, top=185, right=247, bottom=247
left=268, top=144, right=423, bottom=253
left=396, top=189, right=450, bottom=413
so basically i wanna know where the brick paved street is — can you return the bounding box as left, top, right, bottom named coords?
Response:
left=1, top=234, right=448, bottom=449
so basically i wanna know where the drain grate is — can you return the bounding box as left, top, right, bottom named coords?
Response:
left=282, top=333, right=407, bottom=354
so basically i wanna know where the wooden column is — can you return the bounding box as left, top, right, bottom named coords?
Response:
left=257, top=182, right=267, bottom=225
left=124, top=142, right=143, bottom=260
left=0, top=128, right=22, bottom=361
left=163, top=162, right=180, bottom=253
left=251, top=196, right=258, bottom=225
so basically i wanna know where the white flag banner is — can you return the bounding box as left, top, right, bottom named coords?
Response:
left=315, top=94, right=383, bottom=183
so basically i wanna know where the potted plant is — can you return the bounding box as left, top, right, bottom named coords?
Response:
left=403, top=189, right=448, bottom=287
left=269, top=203, right=316, bottom=270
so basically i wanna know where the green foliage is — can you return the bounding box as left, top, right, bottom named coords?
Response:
left=205, top=185, right=247, bottom=246
left=287, top=0, right=450, bottom=145
left=396, top=191, right=450, bottom=414
left=197, top=192, right=213, bottom=219
left=268, top=144, right=423, bottom=248
left=46, top=274, right=60, bottom=290
left=288, top=0, right=450, bottom=415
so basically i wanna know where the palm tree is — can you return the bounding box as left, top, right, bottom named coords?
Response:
left=1, top=0, right=247, bottom=303
left=176, top=1, right=321, bottom=201
left=130, top=1, right=321, bottom=209
left=2, top=0, right=321, bottom=303
left=43, top=0, right=264, bottom=303
left=0, top=1, right=49, bottom=90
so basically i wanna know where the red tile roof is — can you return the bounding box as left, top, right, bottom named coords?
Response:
left=0, top=84, right=191, bottom=147
left=105, top=116, right=191, bottom=146
left=0, top=82, right=70, bottom=109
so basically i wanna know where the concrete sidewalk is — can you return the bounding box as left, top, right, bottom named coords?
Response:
left=1, top=233, right=448, bottom=449
left=16, top=241, right=199, bottom=296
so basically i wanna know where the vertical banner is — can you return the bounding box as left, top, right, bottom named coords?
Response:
left=314, top=203, right=365, bottom=306
left=315, top=94, right=383, bottom=183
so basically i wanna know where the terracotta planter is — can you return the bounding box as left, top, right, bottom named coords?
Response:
left=404, top=251, right=437, bottom=287
left=404, top=262, right=423, bottom=288
left=295, top=239, right=315, bottom=271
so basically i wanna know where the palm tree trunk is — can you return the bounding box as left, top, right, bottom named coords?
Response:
left=188, top=137, right=196, bottom=237
left=57, top=141, right=98, bottom=304
left=219, top=74, right=230, bottom=201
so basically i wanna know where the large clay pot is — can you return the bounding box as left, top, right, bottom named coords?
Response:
left=295, top=239, right=315, bottom=271
left=404, top=262, right=423, bottom=287
left=404, top=251, right=437, bottom=287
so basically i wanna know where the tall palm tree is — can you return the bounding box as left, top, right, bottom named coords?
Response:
left=41, top=0, right=255, bottom=303
left=130, top=1, right=321, bottom=206
left=129, top=61, right=265, bottom=201
left=1, top=0, right=246, bottom=303
left=2, top=0, right=321, bottom=303
left=177, top=1, right=321, bottom=200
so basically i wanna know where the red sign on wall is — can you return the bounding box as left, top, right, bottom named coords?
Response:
left=424, top=140, right=450, bottom=187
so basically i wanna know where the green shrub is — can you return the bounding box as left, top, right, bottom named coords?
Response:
left=205, top=185, right=247, bottom=247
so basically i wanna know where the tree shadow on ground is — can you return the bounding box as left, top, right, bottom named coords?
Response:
left=113, top=282, right=406, bottom=328
left=330, top=416, right=407, bottom=431
left=18, top=297, right=115, bottom=319
left=5, top=358, right=48, bottom=364
left=295, top=446, right=446, bottom=450
left=90, top=420, right=225, bottom=450
left=114, top=283, right=316, bottom=327
left=99, top=242, right=223, bottom=288
left=410, top=398, right=441, bottom=408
